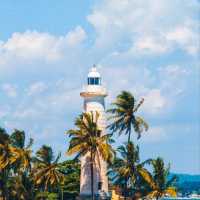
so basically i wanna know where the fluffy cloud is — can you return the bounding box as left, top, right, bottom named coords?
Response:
left=166, top=23, right=199, bottom=55
left=1, top=83, right=17, bottom=97
left=27, top=82, right=48, bottom=96
left=0, top=26, right=87, bottom=65
left=142, top=89, right=167, bottom=114
left=133, top=36, right=168, bottom=54
left=88, top=0, right=199, bottom=55
left=140, top=126, right=167, bottom=143
left=65, top=26, right=87, bottom=46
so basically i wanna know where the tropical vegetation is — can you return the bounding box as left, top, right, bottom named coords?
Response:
left=0, top=90, right=177, bottom=200
left=66, top=111, right=115, bottom=200
left=109, top=142, right=152, bottom=198
left=0, top=128, right=80, bottom=200
left=107, top=91, right=148, bottom=143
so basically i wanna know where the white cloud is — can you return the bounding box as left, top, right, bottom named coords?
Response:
left=65, top=26, right=87, bottom=46
left=0, top=105, right=10, bottom=118
left=27, top=82, right=48, bottom=96
left=13, top=108, right=42, bottom=120
left=0, top=26, right=87, bottom=64
left=142, top=89, right=167, bottom=114
left=165, top=18, right=199, bottom=55
left=141, top=126, right=167, bottom=143
left=133, top=36, right=168, bottom=54
left=1, top=83, right=17, bottom=97
left=88, top=0, right=199, bottom=55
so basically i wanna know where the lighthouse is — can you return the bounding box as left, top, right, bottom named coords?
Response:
left=80, top=66, right=109, bottom=198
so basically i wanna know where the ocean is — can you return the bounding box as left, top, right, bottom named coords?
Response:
left=162, top=199, right=200, bottom=200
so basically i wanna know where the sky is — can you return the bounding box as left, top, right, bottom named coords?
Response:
left=0, top=0, right=199, bottom=174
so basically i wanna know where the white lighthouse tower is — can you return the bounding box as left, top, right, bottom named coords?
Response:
left=80, top=66, right=109, bottom=198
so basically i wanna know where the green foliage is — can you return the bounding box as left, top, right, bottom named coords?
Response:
left=0, top=90, right=180, bottom=200
left=59, top=160, right=80, bottom=195
left=0, top=127, right=81, bottom=200
left=109, top=142, right=152, bottom=197
left=107, top=91, right=148, bottom=143
left=66, top=111, right=115, bottom=200
left=35, top=191, right=58, bottom=200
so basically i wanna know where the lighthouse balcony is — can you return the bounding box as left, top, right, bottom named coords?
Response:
left=80, top=85, right=108, bottom=97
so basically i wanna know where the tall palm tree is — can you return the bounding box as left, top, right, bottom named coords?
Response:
left=33, top=145, right=65, bottom=192
left=107, top=91, right=148, bottom=143
left=141, top=157, right=177, bottom=200
left=66, top=111, right=115, bottom=200
left=109, top=142, right=151, bottom=198
left=10, top=129, right=33, bottom=173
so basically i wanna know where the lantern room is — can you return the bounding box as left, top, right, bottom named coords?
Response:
left=87, top=66, right=101, bottom=85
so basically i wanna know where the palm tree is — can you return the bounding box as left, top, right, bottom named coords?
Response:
left=141, top=157, right=177, bottom=200
left=0, top=128, right=15, bottom=170
left=7, top=175, right=31, bottom=200
left=107, top=91, right=148, bottom=143
left=10, top=129, right=33, bottom=173
left=109, top=142, right=151, bottom=198
left=66, top=111, right=115, bottom=200
left=0, top=129, right=34, bottom=200
left=33, top=145, right=65, bottom=192
left=0, top=128, right=10, bottom=200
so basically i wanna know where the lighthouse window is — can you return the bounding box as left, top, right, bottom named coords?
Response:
left=88, top=77, right=101, bottom=85
left=98, top=182, right=102, bottom=190
left=94, top=78, right=99, bottom=85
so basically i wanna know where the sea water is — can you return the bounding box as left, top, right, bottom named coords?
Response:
left=162, top=198, right=200, bottom=200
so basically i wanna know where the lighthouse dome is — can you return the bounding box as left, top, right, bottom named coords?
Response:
left=87, top=66, right=101, bottom=78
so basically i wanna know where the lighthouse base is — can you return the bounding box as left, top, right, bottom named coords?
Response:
left=77, top=193, right=110, bottom=200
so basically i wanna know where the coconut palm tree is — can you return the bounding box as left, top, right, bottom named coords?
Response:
left=0, top=128, right=15, bottom=170
left=66, top=111, right=115, bottom=200
left=0, top=129, right=34, bottom=200
left=141, top=157, right=177, bottom=200
left=107, top=91, right=148, bottom=143
left=0, top=129, right=33, bottom=173
left=10, top=129, right=33, bottom=173
left=109, top=142, right=151, bottom=198
left=0, top=128, right=10, bottom=200
left=33, top=145, right=65, bottom=192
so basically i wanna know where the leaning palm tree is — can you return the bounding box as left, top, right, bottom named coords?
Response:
left=107, top=91, right=148, bottom=143
left=66, top=111, right=115, bottom=200
left=109, top=142, right=151, bottom=198
left=141, top=157, right=177, bottom=200
left=33, top=145, right=65, bottom=192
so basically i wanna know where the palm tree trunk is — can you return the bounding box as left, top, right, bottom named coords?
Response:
left=128, top=132, right=131, bottom=144
left=90, top=151, right=94, bottom=200
left=124, top=177, right=128, bottom=200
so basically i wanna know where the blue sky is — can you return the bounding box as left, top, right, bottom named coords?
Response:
left=0, top=0, right=199, bottom=174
